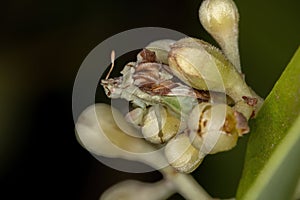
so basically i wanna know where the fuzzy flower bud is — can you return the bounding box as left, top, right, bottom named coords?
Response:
left=168, top=37, right=255, bottom=119
left=199, top=0, right=241, bottom=72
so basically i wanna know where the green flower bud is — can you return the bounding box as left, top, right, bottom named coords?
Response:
left=168, top=37, right=255, bottom=119
left=199, top=0, right=241, bottom=72
left=165, top=133, right=203, bottom=173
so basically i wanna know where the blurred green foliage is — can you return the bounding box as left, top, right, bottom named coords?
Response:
left=237, top=47, right=300, bottom=200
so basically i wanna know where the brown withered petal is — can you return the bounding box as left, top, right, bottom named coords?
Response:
left=138, top=49, right=157, bottom=63
left=135, top=62, right=161, bottom=73
left=242, top=96, right=258, bottom=106
left=140, top=82, right=173, bottom=96
left=145, top=39, right=175, bottom=64
left=234, top=111, right=249, bottom=135
left=133, top=62, right=172, bottom=87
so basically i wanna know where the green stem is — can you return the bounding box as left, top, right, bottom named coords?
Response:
left=161, top=166, right=213, bottom=200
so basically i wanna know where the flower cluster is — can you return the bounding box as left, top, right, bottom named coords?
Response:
left=76, top=0, right=263, bottom=199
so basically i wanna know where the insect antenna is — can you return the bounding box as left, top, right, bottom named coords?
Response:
left=105, top=50, right=116, bottom=80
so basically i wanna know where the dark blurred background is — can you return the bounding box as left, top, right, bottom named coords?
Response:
left=0, top=0, right=299, bottom=199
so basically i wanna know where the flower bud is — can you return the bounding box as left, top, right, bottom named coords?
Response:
left=75, top=104, right=155, bottom=157
left=188, top=103, right=247, bottom=154
left=168, top=37, right=255, bottom=119
left=142, top=105, right=181, bottom=144
left=165, top=133, right=203, bottom=173
left=75, top=104, right=172, bottom=170
left=100, top=180, right=174, bottom=200
left=199, top=0, right=241, bottom=72
left=168, top=38, right=238, bottom=91
left=168, top=38, right=212, bottom=91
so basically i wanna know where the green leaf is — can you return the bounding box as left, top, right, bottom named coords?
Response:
left=236, top=47, right=300, bottom=200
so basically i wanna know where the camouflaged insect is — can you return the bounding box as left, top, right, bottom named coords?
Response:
left=101, top=48, right=223, bottom=118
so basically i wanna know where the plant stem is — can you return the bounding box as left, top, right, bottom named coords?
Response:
left=135, top=145, right=213, bottom=200
left=161, top=166, right=213, bottom=200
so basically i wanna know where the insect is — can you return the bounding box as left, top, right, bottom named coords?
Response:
left=101, top=47, right=238, bottom=113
